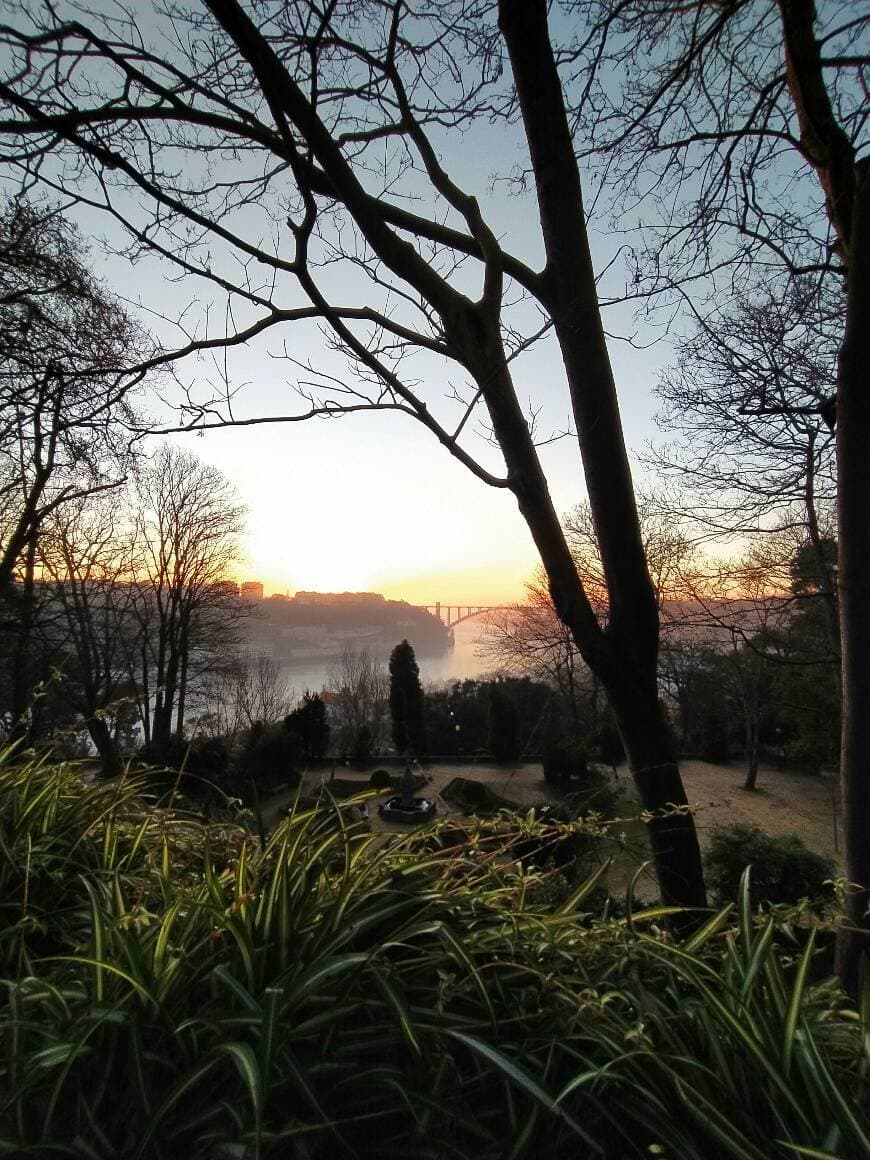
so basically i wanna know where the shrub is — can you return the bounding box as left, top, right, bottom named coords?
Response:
left=285, top=691, right=331, bottom=761
left=487, top=683, right=521, bottom=763
left=785, top=735, right=828, bottom=775
left=440, top=776, right=517, bottom=816
left=235, top=721, right=301, bottom=788
left=184, top=735, right=230, bottom=781
left=592, top=721, right=623, bottom=766
left=351, top=724, right=374, bottom=767
left=172, top=736, right=233, bottom=806
left=135, top=735, right=188, bottom=769
left=543, top=736, right=587, bottom=785
left=704, top=822, right=836, bottom=908
left=569, top=772, right=620, bottom=820
left=700, top=719, right=730, bottom=764
left=542, top=737, right=619, bottom=816
left=369, top=767, right=392, bottom=790
left=520, top=792, right=611, bottom=873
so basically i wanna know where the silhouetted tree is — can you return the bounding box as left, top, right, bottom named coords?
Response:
left=567, top=0, right=868, bottom=989
left=389, top=640, right=427, bottom=757
left=237, top=720, right=300, bottom=790
left=0, top=199, right=144, bottom=597
left=351, top=724, right=374, bottom=769
left=36, top=495, right=142, bottom=776
left=286, top=691, right=330, bottom=762
left=487, top=683, right=521, bottom=765
left=129, top=446, right=246, bottom=758
left=0, top=200, right=145, bottom=744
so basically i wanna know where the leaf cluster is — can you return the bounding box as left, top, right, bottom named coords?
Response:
left=0, top=750, right=867, bottom=1158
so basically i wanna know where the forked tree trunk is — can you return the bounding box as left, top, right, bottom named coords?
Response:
left=207, top=0, right=707, bottom=914
left=834, top=158, right=870, bottom=994
left=499, top=0, right=706, bottom=912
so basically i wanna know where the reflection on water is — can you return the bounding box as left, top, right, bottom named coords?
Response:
left=279, top=620, right=498, bottom=696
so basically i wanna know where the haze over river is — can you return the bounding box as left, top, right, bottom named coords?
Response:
left=279, top=619, right=497, bottom=696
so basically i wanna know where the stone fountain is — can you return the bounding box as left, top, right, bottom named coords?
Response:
left=378, top=763, right=436, bottom=824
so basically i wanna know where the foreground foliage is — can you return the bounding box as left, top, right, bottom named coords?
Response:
left=0, top=752, right=867, bottom=1158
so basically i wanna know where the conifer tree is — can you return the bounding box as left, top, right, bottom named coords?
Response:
left=285, top=691, right=330, bottom=762
left=389, top=640, right=427, bottom=757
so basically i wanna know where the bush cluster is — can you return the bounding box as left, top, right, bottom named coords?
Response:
left=368, top=767, right=393, bottom=790
left=704, top=822, right=836, bottom=908
left=543, top=735, right=620, bottom=818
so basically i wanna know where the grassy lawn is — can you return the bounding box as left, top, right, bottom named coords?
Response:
left=262, top=756, right=840, bottom=901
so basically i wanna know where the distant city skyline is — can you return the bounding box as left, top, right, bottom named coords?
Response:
left=235, top=579, right=524, bottom=609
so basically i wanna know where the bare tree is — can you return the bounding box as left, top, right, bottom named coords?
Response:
left=228, top=653, right=296, bottom=733
left=327, top=647, right=389, bottom=759
left=480, top=567, right=593, bottom=739
left=0, top=200, right=144, bottom=593
left=129, top=445, right=246, bottom=758
left=482, top=495, right=700, bottom=737
left=0, top=0, right=709, bottom=907
left=654, top=281, right=838, bottom=536
left=681, top=554, right=792, bottom=792
left=0, top=199, right=146, bottom=740
left=191, top=651, right=294, bottom=737
left=37, top=496, right=142, bottom=775
left=652, top=279, right=841, bottom=659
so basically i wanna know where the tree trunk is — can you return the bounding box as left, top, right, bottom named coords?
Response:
left=804, top=439, right=841, bottom=673
left=607, top=670, right=706, bottom=910
left=176, top=632, right=189, bottom=738
left=834, top=158, right=870, bottom=995
left=209, top=0, right=707, bottom=914
left=9, top=538, right=37, bottom=747
left=743, top=716, right=760, bottom=791
left=499, top=0, right=705, bottom=912
left=153, top=630, right=179, bottom=759
left=139, top=643, right=151, bottom=743
left=86, top=713, right=123, bottom=779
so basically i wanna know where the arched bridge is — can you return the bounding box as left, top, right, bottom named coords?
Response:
left=421, top=602, right=513, bottom=628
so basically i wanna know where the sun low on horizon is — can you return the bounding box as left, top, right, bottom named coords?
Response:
left=182, top=419, right=545, bottom=610
left=246, top=551, right=534, bottom=609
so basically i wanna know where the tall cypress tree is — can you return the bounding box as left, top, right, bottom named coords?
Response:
left=389, top=640, right=427, bottom=757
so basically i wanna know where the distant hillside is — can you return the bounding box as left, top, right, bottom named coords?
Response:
left=243, top=591, right=451, bottom=662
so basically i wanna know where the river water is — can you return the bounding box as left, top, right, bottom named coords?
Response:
left=278, top=619, right=498, bottom=696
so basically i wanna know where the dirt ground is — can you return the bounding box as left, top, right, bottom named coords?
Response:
left=268, top=757, right=841, bottom=865
left=671, top=758, right=841, bottom=861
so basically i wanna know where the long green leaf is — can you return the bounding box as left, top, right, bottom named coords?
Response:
left=446, top=1030, right=604, bottom=1154
left=783, top=927, right=816, bottom=1074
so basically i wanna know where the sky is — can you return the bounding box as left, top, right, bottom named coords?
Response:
left=146, top=109, right=673, bottom=606
left=165, top=327, right=670, bottom=605
left=30, top=3, right=678, bottom=607
left=161, top=263, right=672, bottom=605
